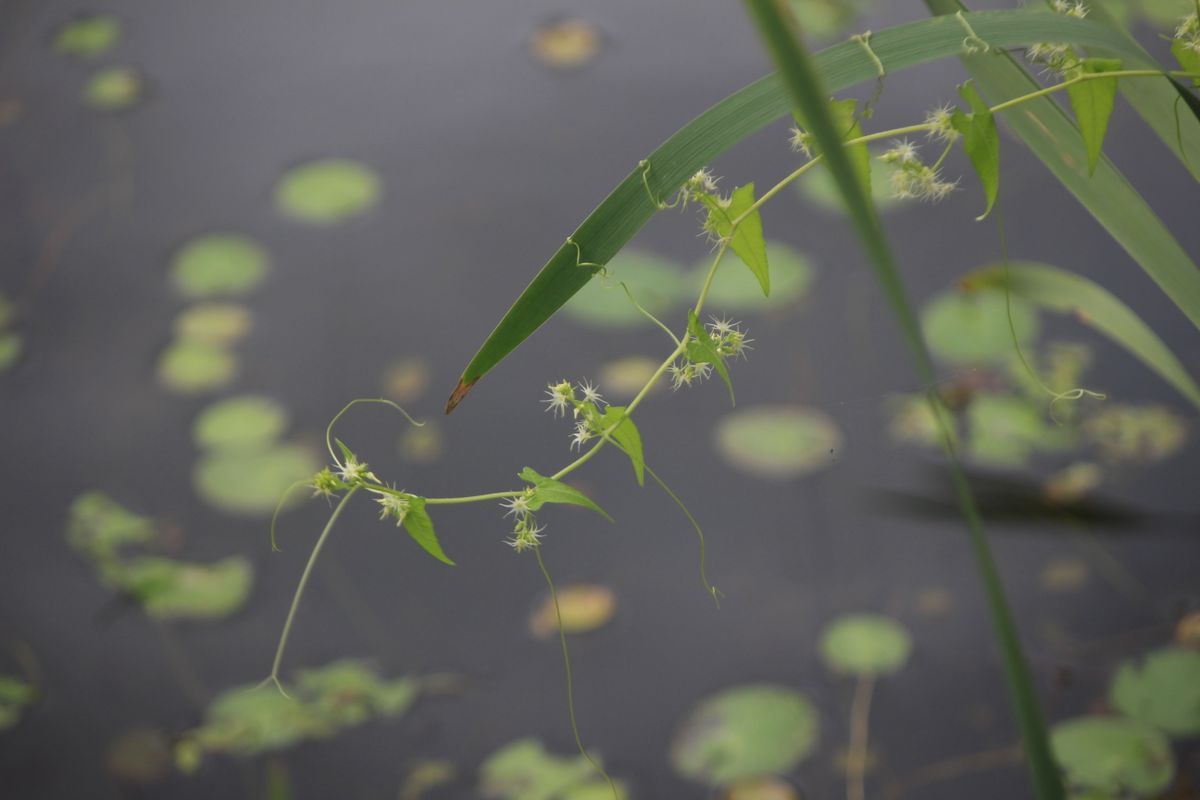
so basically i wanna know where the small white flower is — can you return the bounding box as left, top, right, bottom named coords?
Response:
left=570, top=421, right=595, bottom=451
left=374, top=492, right=410, bottom=526
left=338, top=456, right=369, bottom=484
left=501, top=492, right=533, bottom=519
left=788, top=126, right=813, bottom=158
left=880, top=139, right=919, bottom=165
left=542, top=379, right=574, bottom=417
left=707, top=316, right=737, bottom=338
left=924, top=104, right=960, bottom=144
left=505, top=520, right=546, bottom=553
left=687, top=168, right=720, bottom=194
left=577, top=379, right=605, bottom=407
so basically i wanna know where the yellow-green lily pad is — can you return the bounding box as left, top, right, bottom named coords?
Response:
left=1084, top=404, right=1188, bottom=464
left=157, top=340, right=237, bottom=394
left=480, top=737, right=627, bottom=800
left=194, top=443, right=319, bottom=516
left=1051, top=716, right=1174, bottom=797
left=275, top=158, right=382, bottom=223
left=921, top=289, right=1039, bottom=366
left=67, top=492, right=157, bottom=562
left=529, top=19, right=604, bottom=69
left=55, top=14, right=122, bottom=58
left=382, top=357, right=430, bottom=403
left=529, top=584, right=616, bottom=638
left=295, top=660, right=419, bottom=726
left=107, top=556, right=253, bottom=620
left=83, top=66, right=143, bottom=110
left=399, top=422, right=443, bottom=464
left=0, top=333, right=22, bottom=374
left=170, top=234, right=269, bottom=299
left=819, top=614, right=912, bottom=676
left=671, top=685, right=818, bottom=786
left=714, top=405, right=841, bottom=479
left=1110, top=648, right=1200, bottom=737
left=174, top=303, right=253, bottom=346
left=597, top=355, right=664, bottom=401
left=694, top=243, right=815, bottom=313
left=564, top=249, right=687, bottom=327
left=193, top=395, right=288, bottom=452
left=967, top=394, right=1075, bottom=468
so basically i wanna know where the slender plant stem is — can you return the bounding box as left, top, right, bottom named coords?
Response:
left=847, top=675, right=877, bottom=800
left=267, top=486, right=359, bottom=689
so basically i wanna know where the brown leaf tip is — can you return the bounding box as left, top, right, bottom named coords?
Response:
left=444, top=378, right=478, bottom=415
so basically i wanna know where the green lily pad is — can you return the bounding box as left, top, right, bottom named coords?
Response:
left=0, top=333, right=22, bottom=374
left=194, top=443, right=319, bottom=516
left=275, top=158, right=382, bottom=223
left=157, top=340, right=237, bottom=394
left=564, top=249, right=687, bottom=327
left=529, top=584, right=616, bottom=638
left=671, top=685, right=819, bottom=786
left=1110, top=648, right=1200, bottom=737
left=295, top=660, right=419, bottom=726
left=819, top=614, right=912, bottom=676
left=967, top=394, right=1076, bottom=468
left=174, top=303, right=253, bottom=346
left=83, top=66, right=143, bottom=110
left=694, top=243, right=815, bottom=313
left=714, top=405, right=841, bottom=479
left=1083, top=404, right=1188, bottom=464
left=193, top=395, right=288, bottom=452
left=797, top=145, right=904, bottom=212
left=0, top=676, right=37, bottom=731
left=921, top=289, right=1039, bottom=365
left=106, top=556, right=253, bottom=620
left=67, top=492, right=157, bottom=562
left=54, top=14, right=122, bottom=58
left=1051, top=716, right=1174, bottom=797
left=192, top=685, right=329, bottom=758
left=480, top=737, right=626, bottom=800
left=170, top=234, right=269, bottom=299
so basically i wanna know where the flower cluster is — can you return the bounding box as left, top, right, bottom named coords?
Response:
left=543, top=378, right=609, bottom=450
left=879, top=140, right=957, bottom=202
left=788, top=125, right=814, bottom=158
left=1026, top=1, right=1087, bottom=76
left=375, top=491, right=410, bottom=526
left=501, top=489, right=544, bottom=552
left=1177, top=12, right=1200, bottom=57
left=675, top=168, right=721, bottom=208
left=670, top=317, right=752, bottom=390
left=923, top=103, right=960, bottom=144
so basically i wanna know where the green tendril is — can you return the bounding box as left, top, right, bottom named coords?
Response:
left=269, top=479, right=313, bottom=552
left=325, top=398, right=423, bottom=466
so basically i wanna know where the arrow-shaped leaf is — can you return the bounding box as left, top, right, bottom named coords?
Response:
left=402, top=497, right=455, bottom=566
left=519, top=467, right=614, bottom=522
left=1066, top=58, right=1123, bottom=176
left=951, top=80, right=1000, bottom=220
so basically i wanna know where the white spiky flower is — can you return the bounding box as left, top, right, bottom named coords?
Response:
left=570, top=421, right=595, bottom=451
left=924, top=104, right=960, bottom=144
left=788, top=125, right=814, bottom=158
left=374, top=491, right=410, bottom=526
left=543, top=379, right=574, bottom=417
left=501, top=491, right=533, bottom=520
left=577, top=379, right=605, bottom=407
left=880, top=139, right=920, bottom=165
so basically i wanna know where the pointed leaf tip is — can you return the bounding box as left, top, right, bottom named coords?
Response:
left=444, top=378, right=477, bottom=414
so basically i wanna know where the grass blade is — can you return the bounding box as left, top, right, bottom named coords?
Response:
left=447, top=10, right=1155, bottom=410
left=742, top=2, right=1063, bottom=797
left=965, top=261, right=1200, bottom=411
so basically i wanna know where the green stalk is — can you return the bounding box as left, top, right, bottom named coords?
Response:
left=740, top=1, right=1062, bottom=797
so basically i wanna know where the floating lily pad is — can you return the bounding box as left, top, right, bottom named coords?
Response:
left=597, top=355, right=663, bottom=401
left=921, top=289, right=1039, bottom=366
left=529, top=19, right=604, bottom=69
left=0, top=676, right=37, bottom=731
left=67, top=492, right=157, bottom=561
left=1039, top=559, right=1089, bottom=593
left=174, top=303, right=253, bottom=346
left=106, top=728, right=171, bottom=783
left=564, top=249, right=687, bottom=327
left=54, top=14, right=121, bottom=58
left=194, top=443, right=319, bottom=516
left=714, top=405, right=841, bottom=479
left=1051, top=716, right=1174, bottom=797
left=83, top=66, right=143, bottom=110
left=695, top=243, right=815, bottom=313
left=157, top=340, right=237, bottom=394
left=967, top=394, right=1075, bottom=468
left=1084, top=404, right=1188, bottom=464
left=671, top=685, right=818, bottom=786
left=529, top=584, right=616, bottom=638
left=798, top=146, right=904, bottom=212
left=819, top=614, right=912, bottom=676
left=107, top=556, right=253, bottom=620
left=1110, top=648, right=1200, bottom=737
left=1043, top=461, right=1103, bottom=505
left=382, top=358, right=430, bottom=403
left=886, top=393, right=957, bottom=449
left=725, top=778, right=800, bottom=800
left=0, top=333, right=22, bottom=374
left=295, top=660, right=419, bottom=726
left=275, top=158, right=382, bottom=223
left=480, top=737, right=626, bottom=800
left=193, top=395, right=288, bottom=452
left=171, top=234, right=269, bottom=299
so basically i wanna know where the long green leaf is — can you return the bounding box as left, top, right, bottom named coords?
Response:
left=447, top=10, right=1158, bottom=410
left=743, top=3, right=1063, bottom=797
left=925, top=0, right=1200, bottom=365
left=965, top=261, right=1200, bottom=411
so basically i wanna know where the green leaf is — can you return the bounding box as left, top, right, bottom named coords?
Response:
left=402, top=497, right=455, bottom=566
left=699, top=183, right=770, bottom=296
left=1066, top=59, right=1123, bottom=176
left=795, top=98, right=872, bottom=199
left=449, top=10, right=1151, bottom=409
left=926, top=0, right=1200, bottom=342
left=686, top=311, right=734, bottom=405
left=519, top=467, right=614, bottom=522
left=1174, top=39, right=1200, bottom=87
left=333, top=438, right=356, bottom=465
left=965, top=261, right=1200, bottom=412
left=598, top=406, right=644, bottom=486
left=950, top=80, right=1000, bottom=220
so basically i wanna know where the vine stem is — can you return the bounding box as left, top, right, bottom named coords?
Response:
left=265, top=486, right=359, bottom=692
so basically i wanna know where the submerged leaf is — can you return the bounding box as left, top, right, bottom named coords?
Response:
left=479, top=737, right=616, bottom=800
left=1083, top=404, right=1189, bottom=463
left=1109, top=648, right=1200, bottom=737
left=158, top=340, right=237, bottom=394
left=0, top=676, right=37, bottom=731
left=1066, top=59, right=1123, bottom=176
left=819, top=614, right=912, bottom=676
left=671, top=685, right=818, bottom=786
left=0, top=333, right=22, bottom=374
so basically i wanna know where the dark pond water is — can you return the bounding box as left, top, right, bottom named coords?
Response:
left=1, top=1, right=1198, bottom=798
